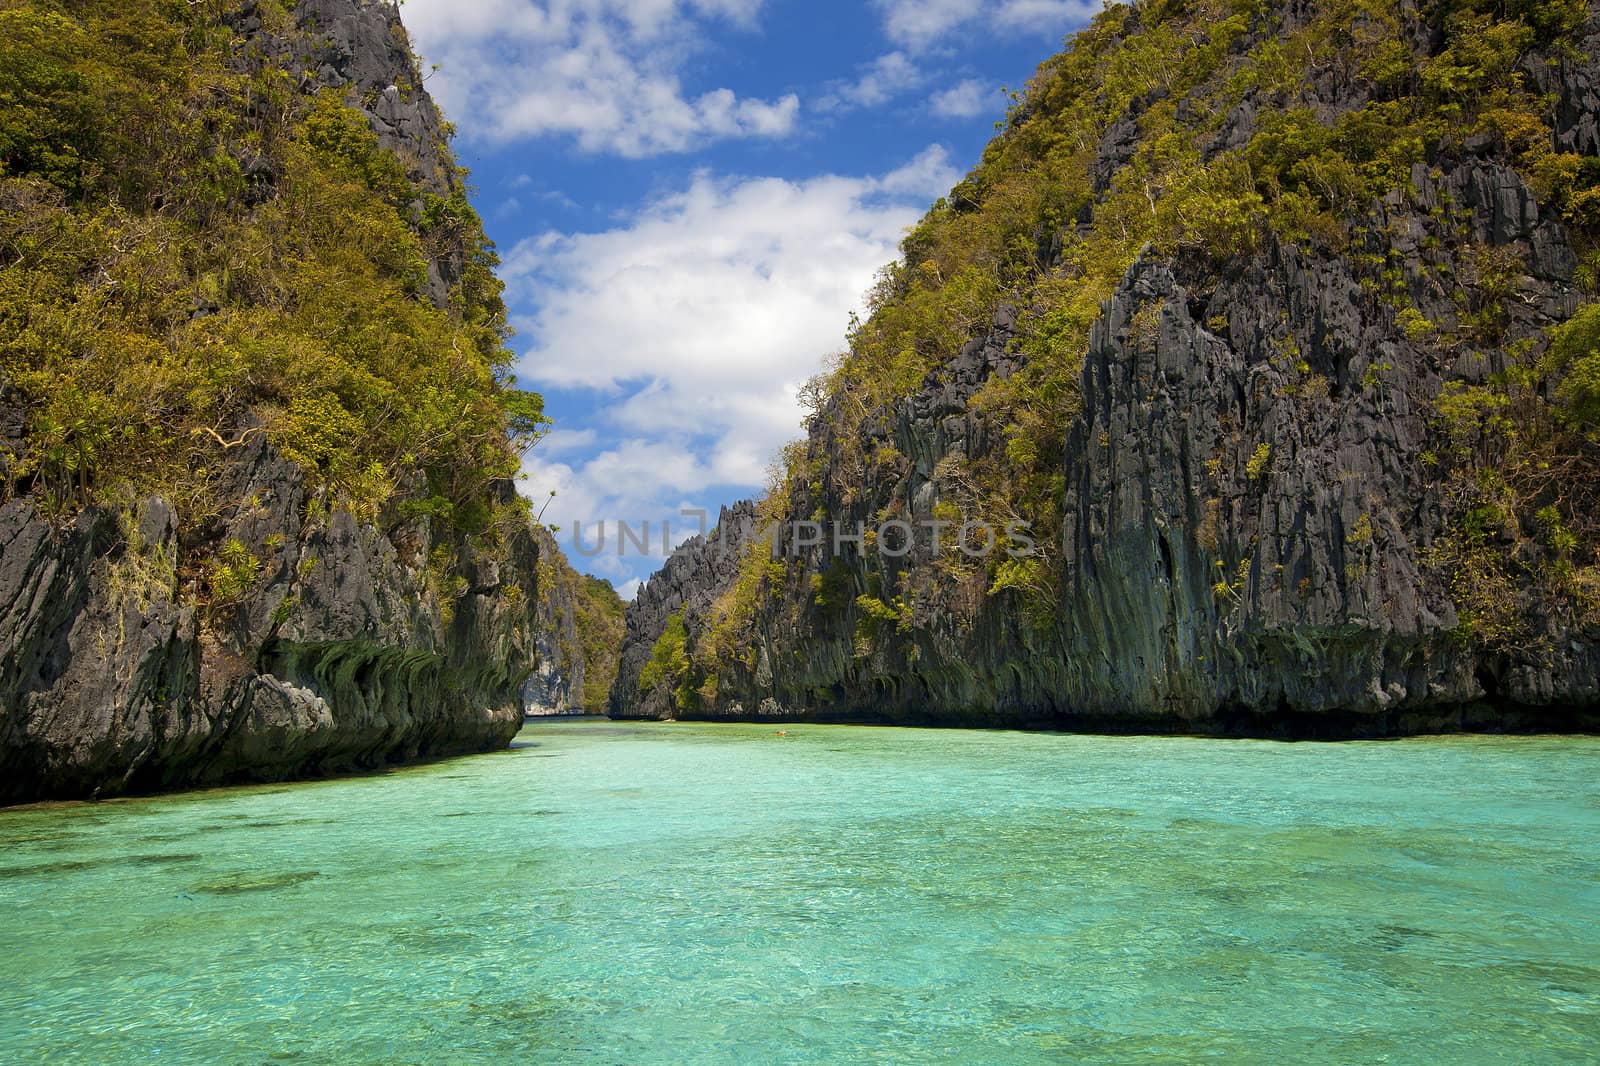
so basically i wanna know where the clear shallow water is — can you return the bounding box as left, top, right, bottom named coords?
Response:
left=1, top=723, right=1598, bottom=1064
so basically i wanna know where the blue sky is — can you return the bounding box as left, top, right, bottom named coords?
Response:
left=400, top=0, right=1102, bottom=596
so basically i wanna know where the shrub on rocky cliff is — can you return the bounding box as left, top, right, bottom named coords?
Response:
left=613, top=0, right=1600, bottom=731
left=0, top=0, right=546, bottom=560
left=778, top=0, right=1600, bottom=655
left=0, top=0, right=595, bottom=803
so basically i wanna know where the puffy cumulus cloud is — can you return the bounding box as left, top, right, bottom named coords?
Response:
left=535, top=427, right=599, bottom=456
left=929, top=78, right=993, bottom=119
left=871, top=0, right=973, bottom=52
left=814, top=51, right=924, bottom=112
left=518, top=442, right=728, bottom=583
left=400, top=0, right=797, bottom=156
left=507, top=147, right=961, bottom=581
left=502, top=144, right=958, bottom=399
left=875, top=143, right=966, bottom=198
left=872, top=0, right=1102, bottom=51
left=993, top=0, right=1108, bottom=33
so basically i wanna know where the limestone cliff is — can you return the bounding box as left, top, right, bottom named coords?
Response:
left=0, top=0, right=608, bottom=803
left=225, top=0, right=465, bottom=303
left=610, top=502, right=757, bottom=720
left=611, top=0, right=1600, bottom=736
left=525, top=555, right=626, bottom=717
left=0, top=454, right=549, bottom=802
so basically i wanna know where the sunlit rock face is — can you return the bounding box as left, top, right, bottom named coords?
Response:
left=0, top=435, right=581, bottom=804
left=0, top=1, right=595, bottom=804
left=609, top=3, right=1600, bottom=736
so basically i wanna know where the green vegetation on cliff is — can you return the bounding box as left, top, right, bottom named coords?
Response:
left=637, top=613, right=690, bottom=704
left=543, top=565, right=626, bottom=712
left=614, top=0, right=1600, bottom=726
left=760, top=0, right=1600, bottom=649
left=0, top=0, right=627, bottom=803
left=570, top=576, right=626, bottom=711
left=0, top=0, right=547, bottom=554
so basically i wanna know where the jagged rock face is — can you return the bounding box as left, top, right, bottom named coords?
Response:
left=610, top=502, right=757, bottom=719
left=610, top=10, right=1600, bottom=736
left=522, top=529, right=588, bottom=717
left=227, top=0, right=463, bottom=303
left=0, top=432, right=567, bottom=804
left=1052, top=242, right=1591, bottom=730
left=0, top=0, right=596, bottom=804
left=230, top=0, right=455, bottom=196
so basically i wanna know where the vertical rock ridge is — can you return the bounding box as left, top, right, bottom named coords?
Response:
left=0, top=0, right=606, bottom=804
left=608, top=0, right=1600, bottom=736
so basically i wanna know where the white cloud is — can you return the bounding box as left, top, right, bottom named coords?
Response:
left=503, top=144, right=958, bottom=400
left=875, top=145, right=965, bottom=198
left=401, top=0, right=797, bottom=156
left=815, top=51, right=923, bottom=112
left=872, top=0, right=973, bottom=51
left=929, top=79, right=993, bottom=119
left=505, top=176, right=582, bottom=212
left=508, top=147, right=961, bottom=579
left=994, top=0, right=1107, bottom=32
left=519, top=442, right=726, bottom=581
left=872, top=0, right=1101, bottom=51
left=537, top=427, right=600, bottom=456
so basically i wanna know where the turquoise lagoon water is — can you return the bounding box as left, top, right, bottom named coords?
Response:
left=1, top=721, right=1598, bottom=1064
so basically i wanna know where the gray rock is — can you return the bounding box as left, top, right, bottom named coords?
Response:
left=607, top=26, right=1600, bottom=736
left=226, top=1, right=462, bottom=304
left=0, top=0, right=597, bottom=803
left=609, top=502, right=758, bottom=719
left=521, top=528, right=591, bottom=717
left=0, top=445, right=579, bottom=803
